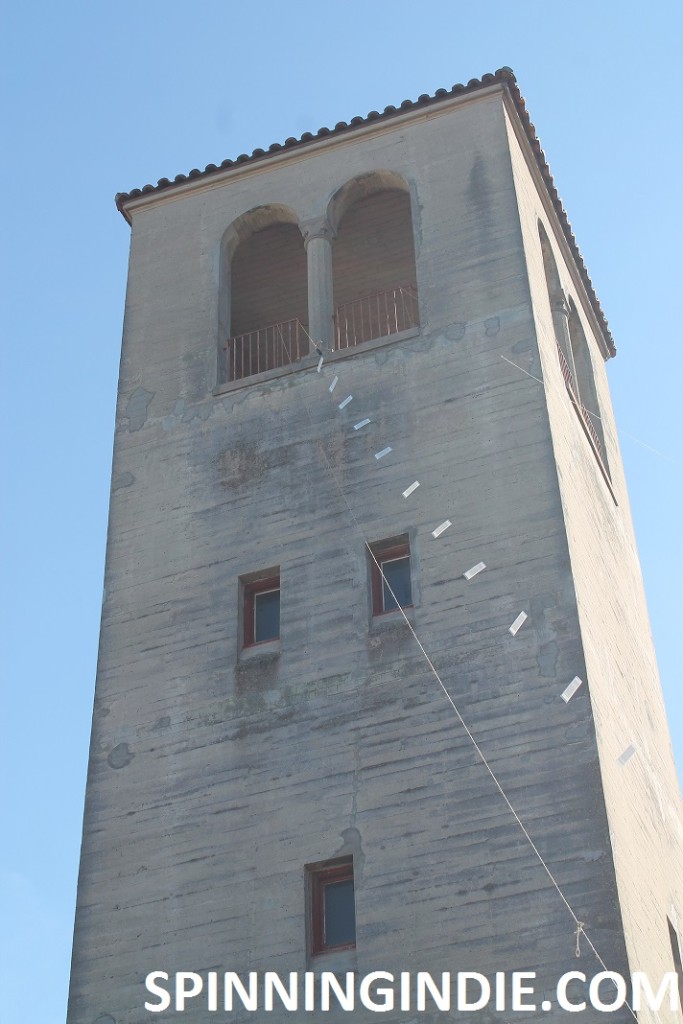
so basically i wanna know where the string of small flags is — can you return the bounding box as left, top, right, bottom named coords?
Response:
left=307, top=331, right=638, bottom=983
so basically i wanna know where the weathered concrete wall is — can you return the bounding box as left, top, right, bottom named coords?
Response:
left=504, top=102, right=683, bottom=1023
left=68, top=87, right=678, bottom=1024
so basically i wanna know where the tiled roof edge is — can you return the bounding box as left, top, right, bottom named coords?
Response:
left=114, top=68, right=615, bottom=356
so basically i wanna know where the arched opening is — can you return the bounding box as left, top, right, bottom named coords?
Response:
left=220, top=206, right=308, bottom=382
left=538, top=220, right=562, bottom=300
left=568, top=299, right=608, bottom=468
left=538, top=221, right=574, bottom=377
left=330, top=173, right=419, bottom=349
left=537, top=220, right=609, bottom=474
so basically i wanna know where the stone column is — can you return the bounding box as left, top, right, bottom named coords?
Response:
left=303, top=220, right=335, bottom=350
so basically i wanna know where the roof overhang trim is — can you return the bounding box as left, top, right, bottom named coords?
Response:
left=115, top=68, right=615, bottom=356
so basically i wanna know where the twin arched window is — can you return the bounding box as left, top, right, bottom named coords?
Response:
left=331, top=178, right=418, bottom=351
left=538, top=221, right=609, bottom=476
left=220, top=175, right=419, bottom=384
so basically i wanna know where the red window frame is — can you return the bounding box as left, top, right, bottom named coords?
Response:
left=309, top=859, right=356, bottom=956
left=370, top=541, right=412, bottom=616
left=243, top=575, right=280, bottom=647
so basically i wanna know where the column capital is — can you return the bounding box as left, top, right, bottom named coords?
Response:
left=551, top=295, right=570, bottom=320
left=301, top=218, right=336, bottom=247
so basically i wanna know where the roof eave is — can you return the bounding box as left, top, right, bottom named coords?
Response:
left=115, top=67, right=616, bottom=358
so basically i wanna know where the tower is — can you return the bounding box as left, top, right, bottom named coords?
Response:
left=68, top=68, right=682, bottom=1022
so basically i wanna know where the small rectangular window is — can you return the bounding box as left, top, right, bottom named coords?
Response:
left=369, top=538, right=412, bottom=616
left=308, top=858, right=356, bottom=956
left=243, top=573, right=280, bottom=646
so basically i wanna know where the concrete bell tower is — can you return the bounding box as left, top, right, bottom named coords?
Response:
left=68, top=68, right=682, bottom=1024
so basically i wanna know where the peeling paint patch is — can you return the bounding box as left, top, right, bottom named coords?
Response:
left=530, top=595, right=560, bottom=678
left=108, top=743, right=134, bottom=769
left=446, top=322, right=466, bottom=341
left=537, top=640, right=558, bottom=678
left=580, top=849, right=606, bottom=863
left=182, top=402, right=212, bottom=423
left=564, top=721, right=591, bottom=743
left=163, top=399, right=187, bottom=430
left=484, top=316, right=500, bottom=337
left=511, top=337, right=532, bottom=353
left=112, top=471, right=135, bottom=491
left=124, top=387, right=154, bottom=432
left=404, top=334, right=434, bottom=354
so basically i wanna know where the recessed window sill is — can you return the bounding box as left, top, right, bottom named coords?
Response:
left=307, top=946, right=358, bottom=973
left=370, top=606, right=415, bottom=631
left=213, top=326, right=421, bottom=397
left=238, top=638, right=280, bottom=663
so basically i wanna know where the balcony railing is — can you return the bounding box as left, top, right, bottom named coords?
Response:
left=223, top=318, right=309, bottom=382
left=555, top=341, right=606, bottom=463
left=335, top=285, right=419, bottom=350
left=223, top=285, right=420, bottom=383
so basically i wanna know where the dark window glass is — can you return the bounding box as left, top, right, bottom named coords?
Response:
left=382, top=555, right=412, bottom=611
left=370, top=539, right=412, bottom=616
left=254, top=588, right=280, bottom=642
left=324, top=878, right=356, bottom=947
left=309, top=858, right=356, bottom=955
left=242, top=572, right=280, bottom=647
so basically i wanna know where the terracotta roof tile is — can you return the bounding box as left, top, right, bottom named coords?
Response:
left=115, top=68, right=615, bottom=356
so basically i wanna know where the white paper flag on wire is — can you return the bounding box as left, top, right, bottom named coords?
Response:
left=618, top=744, right=637, bottom=766
left=432, top=520, right=452, bottom=539
left=509, top=611, right=528, bottom=636
left=560, top=677, right=583, bottom=703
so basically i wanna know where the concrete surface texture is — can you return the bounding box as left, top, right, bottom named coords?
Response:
left=67, top=77, right=683, bottom=1023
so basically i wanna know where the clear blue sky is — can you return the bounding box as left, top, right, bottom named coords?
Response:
left=1, top=3, right=681, bottom=1021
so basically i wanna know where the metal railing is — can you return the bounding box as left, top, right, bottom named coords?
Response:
left=555, top=341, right=606, bottom=463
left=335, top=285, right=419, bottom=350
left=224, top=318, right=309, bottom=381
left=556, top=339, right=576, bottom=393
left=223, top=285, right=420, bottom=383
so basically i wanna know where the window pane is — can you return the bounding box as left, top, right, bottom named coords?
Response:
left=382, top=556, right=411, bottom=610
left=324, top=878, right=355, bottom=947
left=254, top=589, right=280, bottom=642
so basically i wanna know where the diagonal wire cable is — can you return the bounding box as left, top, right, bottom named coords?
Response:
left=501, top=354, right=681, bottom=469
left=271, top=325, right=638, bottom=1016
